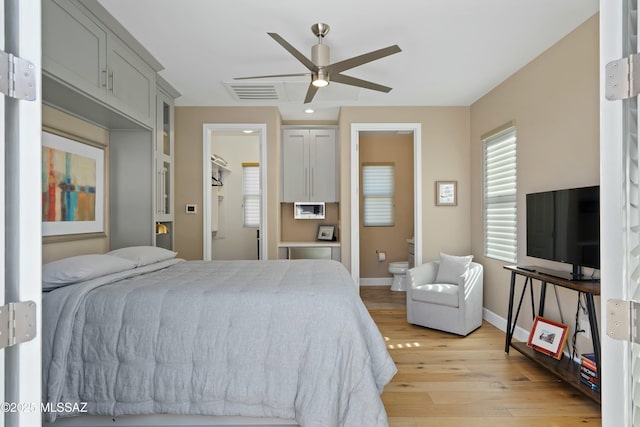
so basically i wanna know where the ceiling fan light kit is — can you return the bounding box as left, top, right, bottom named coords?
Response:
left=234, top=23, right=401, bottom=103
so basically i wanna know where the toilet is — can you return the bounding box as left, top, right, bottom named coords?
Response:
left=388, top=261, right=409, bottom=291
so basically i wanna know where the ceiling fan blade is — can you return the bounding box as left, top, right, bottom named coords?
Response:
left=331, top=73, right=393, bottom=93
left=304, top=83, right=319, bottom=103
left=268, top=32, right=318, bottom=72
left=234, top=73, right=309, bottom=80
left=326, top=45, right=401, bottom=75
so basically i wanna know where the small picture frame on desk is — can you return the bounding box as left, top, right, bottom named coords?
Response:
left=527, top=316, right=569, bottom=360
left=317, top=225, right=336, bottom=241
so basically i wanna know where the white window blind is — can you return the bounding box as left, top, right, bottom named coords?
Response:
left=242, top=163, right=260, bottom=228
left=483, top=126, right=517, bottom=262
left=362, top=164, right=394, bottom=226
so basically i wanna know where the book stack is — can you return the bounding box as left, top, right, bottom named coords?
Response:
left=579, top=353, right=599, bottom=391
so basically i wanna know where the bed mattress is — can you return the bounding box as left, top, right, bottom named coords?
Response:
left=42, top=259, right=396, bottom=427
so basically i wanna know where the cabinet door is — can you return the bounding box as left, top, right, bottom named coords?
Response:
left=309, top=129, right=337, bottom=202
left=107, top=36, right=155, bottom=126
left=155, top=92, right=173, bottom=222
left=42, top=0, right=107, bottom=100
left=282, top=129, right=310, bottom=202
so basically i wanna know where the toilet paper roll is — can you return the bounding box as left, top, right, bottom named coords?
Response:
left=378, top=251, right=386, bottom=262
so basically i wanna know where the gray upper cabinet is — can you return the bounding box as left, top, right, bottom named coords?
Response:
left=282, top=127, right=338, bottom=202
left=42, top=0, right=107, bottom=100
left=42, top=0, right=157, bottom=127
left=107, top=36, right=155, bottom=125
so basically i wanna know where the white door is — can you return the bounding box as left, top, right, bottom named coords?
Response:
left=601, top=0, right=638, bottom=425
left=2, top=0, right=42, bottom=426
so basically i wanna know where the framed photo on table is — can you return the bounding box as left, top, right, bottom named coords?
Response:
left=317, top=225, right=336, bottom=241
left=436, top=181, right=457, bottom=206
left=526, top=316, right=569, bottom=360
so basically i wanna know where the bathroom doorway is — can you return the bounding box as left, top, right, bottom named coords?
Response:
left=358, top=131, right=414, bottom=284
left=350, top=123, right=422, bottom=286
left=202, top=124, right=267, bottom=260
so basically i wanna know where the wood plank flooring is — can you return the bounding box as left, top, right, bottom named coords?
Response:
left=359, top=286, right=602, bottom=427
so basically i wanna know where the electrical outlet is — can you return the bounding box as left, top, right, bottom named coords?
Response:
left=578, top=315, right=591, bottom=339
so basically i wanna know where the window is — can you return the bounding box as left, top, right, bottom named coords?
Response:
left=362, top=163, right=394, bottom=226
left=483, top=125, right=517, bottom=262
left=242, top=163, right=260, bottom=228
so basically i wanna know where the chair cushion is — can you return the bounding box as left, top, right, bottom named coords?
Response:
left=435, top=253, right=473, bottom=284
left=412, top=283, right=459, bottom=307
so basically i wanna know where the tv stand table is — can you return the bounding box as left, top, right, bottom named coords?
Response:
left=503, top=265, right=601, bottom=403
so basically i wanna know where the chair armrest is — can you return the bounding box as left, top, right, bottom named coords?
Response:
left=458, top=262, right=483, bottom=304
left=407, top=261, right=439, bottom=289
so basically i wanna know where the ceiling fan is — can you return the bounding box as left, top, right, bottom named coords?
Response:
left=234, top=23, right=401, bottom=103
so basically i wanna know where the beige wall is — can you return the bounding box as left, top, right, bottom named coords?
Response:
left=470, top=14, right=599, bottom=350
left=359, top=134, right=414, bottom=278
left=174, top=107, right=281, bottom=260
left=338, top=107, right=472, bottom=272
left=42, top=105, right=111, bottom=263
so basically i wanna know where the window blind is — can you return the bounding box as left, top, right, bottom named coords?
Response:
left=483, top=127, right=517, bottom=262
left=242, top=163, right=260, bottom=228
left=362, top=164, right=394, bottom=226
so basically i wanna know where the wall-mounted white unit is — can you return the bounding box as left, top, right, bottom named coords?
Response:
left=294, top=202, right=325, bottom=219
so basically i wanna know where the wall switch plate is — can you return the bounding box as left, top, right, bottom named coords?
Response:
left=186, top=204, right=197, bottom=214
left=578, top=314, right=591, bottom=339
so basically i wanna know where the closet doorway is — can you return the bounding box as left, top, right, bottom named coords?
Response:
left=202, top=124, right=267, bottom=260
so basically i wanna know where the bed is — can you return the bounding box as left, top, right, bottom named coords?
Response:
left=41, top=247, right=396, bottom=427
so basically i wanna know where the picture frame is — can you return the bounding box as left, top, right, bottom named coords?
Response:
left=317, top=225, right=336, bottom=241
left=526, top=316, right=569, bottom=360
left=42, top=130, right=105, bottom=237
left=436, top=180, right=457, bottom=206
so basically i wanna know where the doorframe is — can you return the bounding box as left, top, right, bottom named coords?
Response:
left=202, top=123, right=267, bottom=260
left=600, top=0, right=627, bottom=425
left=4, top=0, right=42, bottom=425
left=350, top=123, right=422, bottom=285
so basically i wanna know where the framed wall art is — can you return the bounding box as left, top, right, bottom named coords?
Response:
left=42, top=131, right=105, bottom=237
left=436, top=180, right=457, bottom=206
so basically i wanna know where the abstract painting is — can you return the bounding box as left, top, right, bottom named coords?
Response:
left=42, top=131, right=104, bottom=236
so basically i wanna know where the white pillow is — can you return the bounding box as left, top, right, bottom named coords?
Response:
left=43, top=254, right=137, bottom=290
left=108, top=246, right=177, bottom=267
left=435, top=252, right=473, bottom=284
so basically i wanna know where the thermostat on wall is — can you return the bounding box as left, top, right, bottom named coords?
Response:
left=185, top=204, right=197, bottom=214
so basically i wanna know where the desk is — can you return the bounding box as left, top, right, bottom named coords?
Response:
left=503, top=265, right=601, bottom=403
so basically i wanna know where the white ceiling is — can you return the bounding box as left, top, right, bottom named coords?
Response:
left=97, top=0, right=599, bottom=121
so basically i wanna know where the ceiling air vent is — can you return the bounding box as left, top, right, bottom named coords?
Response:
left=225, top=82, right=286, bottom=101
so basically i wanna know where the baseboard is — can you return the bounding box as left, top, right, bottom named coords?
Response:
left=359, top=277, right=392, bottom=286
left=482, top=307, right=530, bottom=343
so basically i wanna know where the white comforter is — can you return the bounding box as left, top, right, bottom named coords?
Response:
left=42, top=259, right=396, bottom=426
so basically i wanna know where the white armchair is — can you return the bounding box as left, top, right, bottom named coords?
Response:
left=406, top=259, right=483, bottom=336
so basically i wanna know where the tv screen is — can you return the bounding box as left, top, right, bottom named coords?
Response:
left=526, top=186, right=600, bottom=271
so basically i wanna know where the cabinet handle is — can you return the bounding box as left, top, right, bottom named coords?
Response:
left=310, top=167, right=314, bottom=198
left=304, top=167, right=308, bottom=198
left=101, top=70, right=107, bottom=87
left=108, top=71, right=114, bottom=92
left=157, top=170, right=162, bottom=214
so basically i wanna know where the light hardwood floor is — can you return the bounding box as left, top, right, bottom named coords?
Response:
left=359, top=286, right=602, bottom=427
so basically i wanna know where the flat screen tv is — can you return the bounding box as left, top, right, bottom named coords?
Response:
left=526, top=185, right=600, bottom=280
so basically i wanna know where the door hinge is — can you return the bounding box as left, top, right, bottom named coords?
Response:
left=0, top=301, right=36, bottom=350
left=605, top=53, right=640, bottom=101
left=606, top=299, right=640, bottom=343
left=0, top=50, right=36, bottom=101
